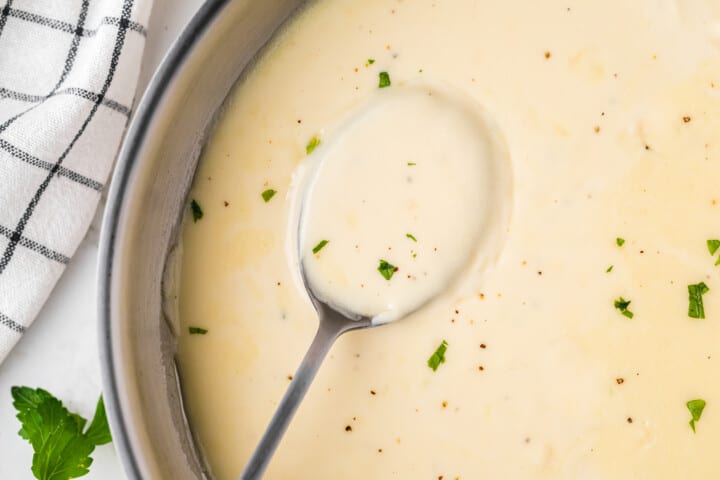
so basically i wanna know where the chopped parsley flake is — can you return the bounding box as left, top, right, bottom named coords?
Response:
left=378, top=71, right=391, bottom=88
left=190, top=199, right=203, bottom=222
left=606, top=265, right=614, bottom=273
left=687, top=399, right=706, bottom=433
left=189, top=327, right=208, bottom=335
left=688, top=282, right=710, bottom=319
left=406, top=233, right=417, bottom=242
left=427, top=340, right=449, bottom=372
left=306, top=136, right=321, bottom=155
left=261, top=189, right=277, bottom=203
left=616, top=237, right=625, bottom=247
left=367, top=58, right=375, bottom=64
left=377, top=259, right=397, bottom=280
left=708, top=239, right=720, bottom=265
left=614, top=297, right=634, bottom=318
left=407, top=162, right=417, bottom=166
left=707, top=239, right=720, bottom=256
left=312, top=240, right=329, bottom=254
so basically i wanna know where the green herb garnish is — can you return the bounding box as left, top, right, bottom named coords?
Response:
left=707, top=239, right=720, bottom=256
left=614, top=297, right=634, bottom=318
left=190, top=199, right=203, bottom=222
left=688, top=282, right=710, bottom=319
left=261, top=189, right=277, bottom=203
left=11, top=387, right=111, bottom=480
left=378, top=71, right=391, bottom=88
left=406, top=233, right=417, bottom=242
left=407, top=162, right=416, bottom=166
left=707, top=239, right=720, bottom=265
left=312, top=240, right=329, bottom=254
left=306, top=136, right=321, bottom=155
left=606, top=265, right=614, bottom=273
left=427, top=340, right=449, bottom=372
left=367, top=58, right=375, bottom=65
left=687, top=399, right=706, bottom=433
left=377, top=259, right=397, bottom=280
left=189, top=327, right=208, bottom=335
left=616, top=237, right=625, bottom=247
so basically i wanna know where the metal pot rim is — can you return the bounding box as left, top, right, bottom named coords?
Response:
left=98, top=1, right=228, bottom=477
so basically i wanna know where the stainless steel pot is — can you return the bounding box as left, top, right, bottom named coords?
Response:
left=99, top=1, right=305, bottom=478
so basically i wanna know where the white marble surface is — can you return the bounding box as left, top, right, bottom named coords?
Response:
left=0, top=0, right=204, bottom=477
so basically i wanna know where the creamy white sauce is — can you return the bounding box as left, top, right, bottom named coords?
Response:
left=298, top=85, right=511, bottom=323
left=176, top=1, right=720, bottom=479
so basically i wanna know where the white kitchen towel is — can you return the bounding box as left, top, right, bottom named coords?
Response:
left=0, top=0, right=151, bottom=363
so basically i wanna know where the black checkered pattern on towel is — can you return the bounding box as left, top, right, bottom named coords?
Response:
left=0, top=0, right=150, bottom=361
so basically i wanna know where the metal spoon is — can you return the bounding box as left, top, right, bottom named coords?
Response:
left=238, top=279, right=374, bottom=480
left=238, top=86, right=508, bottom=479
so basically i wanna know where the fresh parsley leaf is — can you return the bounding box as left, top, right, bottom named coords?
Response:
left=188, top=327, right=208, bottom=335
left=606, top=265, right=614, bottom=273
left=12, top=387, right=53, bottom=415
left=367, top=58, right=375, bottom=65
left=312, top=240, right=329, bottom=254
left=378, top=71, right=391, bottom=88
left=616, top=237, right=625, bottom=247
left=190, top=199, right=203, bottom=222
left=688, top=282, right=710, bottom=319
left=687, top=399, right=706, bottom=433
left=614, top=297, right=634, bottom=318
left=306, top=136, right=321, bottom=155
left=406, top=233, right=417, bottom=242
left=427, top=340, right=449, bottom=372
left=84, top=398, right=111, bottom=447
left=377, top=259, right=397, bottom=280
left=707, top=239, right=720, bottom=256
left=261, top=189, right=277, bottom=203
left=11, top=387, right=111, bottom=480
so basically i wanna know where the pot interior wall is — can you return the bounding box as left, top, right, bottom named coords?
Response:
left=102, top=0, right=306, bottom=478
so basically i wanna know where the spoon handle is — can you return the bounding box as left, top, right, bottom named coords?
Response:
left=239, top=315, right=346, bottom=480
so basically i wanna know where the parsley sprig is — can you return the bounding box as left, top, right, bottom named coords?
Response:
left=312, top=240, right=329, bottom=254
left=687, top=399, right=706, bottom=433
left=427, top=340, right=449, bottom=372
left=377, top=259, right=397, bottom=280
left=688, top=282, right=710, bottom=319
left=614, top=297, right=634, bottom=318
left=11, top=387, right=111, bottom=480
left=261, top=189, right=277, bottom=203
left=306, top=136, right=321, bottom=155
left=190, top=199, right=203, bottom=222
left=707, top=239, right=720, bottom=266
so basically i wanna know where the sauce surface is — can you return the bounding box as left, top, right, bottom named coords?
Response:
left=176, top=1, right=720, bottom=478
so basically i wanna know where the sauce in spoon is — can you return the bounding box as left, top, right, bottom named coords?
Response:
left=300, top=85, right=512, bottom=323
